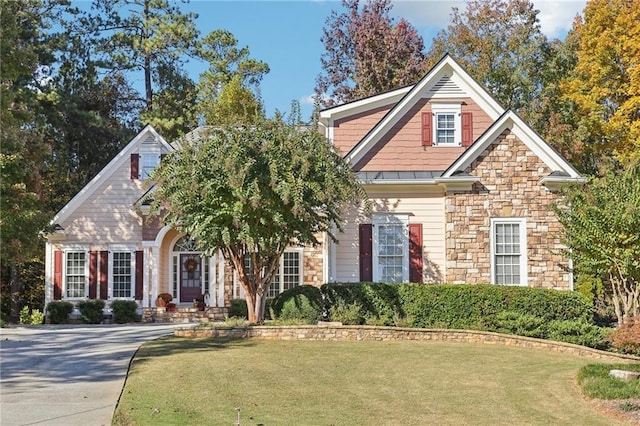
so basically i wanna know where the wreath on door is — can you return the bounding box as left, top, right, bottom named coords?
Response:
left=184, top=258, right=198, bottom=273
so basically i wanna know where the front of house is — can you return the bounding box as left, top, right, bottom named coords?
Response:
left=44, top=55, right=582, bottom=314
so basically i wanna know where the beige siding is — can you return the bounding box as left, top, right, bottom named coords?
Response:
left=333, top=188, right=446, bottom=283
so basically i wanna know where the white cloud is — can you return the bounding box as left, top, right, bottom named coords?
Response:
left=390, top=0, right=586, bottom=39
left=300, top=94, right=317, bottom=106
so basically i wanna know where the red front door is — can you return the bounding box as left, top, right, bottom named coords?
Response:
left=180, top=254, right=202, bottom=303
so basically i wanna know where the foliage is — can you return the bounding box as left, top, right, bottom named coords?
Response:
left=271, top=285, right=323, bottom=324
left=609, top=322, right=640, bottom=356
left=555, top=163, right=640, bottom=325
left=560, top=0, right=640, bottom=164
left=322, top=282, right=403, bottom=326
left=316, top=0, right=425, bottom=106
left=19, top=306, right=32, bottom=325
left=19, top=306, right=46, bottom=325
left=150, top=116, right=363, bottom=323
left=157, top=293, right=173, bottom=303
left=201, top=75, right=263, bottom=126
left=77, top=299, right=105, bottom=324
left=228, top=299, right=248, bottom=319
left=329, top=300, right=364, bottom=325
left=46, top=301, right=73, bottom=324
left=546, top=320, right=611, bottom=350
left=578, top=363, right=640, bottom=399
left=112, top=300, right=139, bottom=324
left=426, top=0, right=548, bottom=118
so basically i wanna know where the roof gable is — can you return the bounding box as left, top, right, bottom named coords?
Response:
left=51, top=125, right=172, bottom=226
left=442, top=111, right=582, bottom=179
left=339, top=54, right=505, bottom=166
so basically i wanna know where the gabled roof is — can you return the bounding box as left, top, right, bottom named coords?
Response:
left=50, top=125, right=172, bottom=226
left=327, top=54, right=505, bottom=167
left=441, top=110, right=582, bottom=180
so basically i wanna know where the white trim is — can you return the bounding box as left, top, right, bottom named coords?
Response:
left=319, top=86, right=411, bottom=125
left=45, top=241, right=53, bottom=306
left=108, top=244, right=136, bottom=300
left=50, top=125, right=172, bottom=226
left=344, top=55, right=504, bottom=167
left=443, top=111, right=582, bottom=179
left=431, top=102, right=462, bottom=146
left=62, top=246, right=90, bottom=299
left=217, top=251, right=225, bottom=307
left=490, top=218, right=528, bottom=286
left=372, top=214, right=410, bottom=283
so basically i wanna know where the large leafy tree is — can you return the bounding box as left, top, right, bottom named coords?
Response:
left=316, top=0, right=425, bottom=106
left=149, top=118, right=364, bottom=323
left=426, top=0, right=548, bottom=117
left=555, top=162, right=640, bottom=326
left=560, top=0, right=640, bottom=165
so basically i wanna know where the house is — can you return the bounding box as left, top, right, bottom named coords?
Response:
left=44, top=55, right=583, bottom=316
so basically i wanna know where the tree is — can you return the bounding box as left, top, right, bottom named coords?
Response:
left=559, top=0, right=640, bottom=165
left=202, top=74, right=263, bottom=126
left=426, top=0, right=548, bottom=117
left=316, top=0, right=425, bottom=106
left=149, top=118, right=364, bottom=323
left=555, top=162, right=640, bottom=326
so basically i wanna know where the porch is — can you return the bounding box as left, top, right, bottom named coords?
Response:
left=142, top=306, right=229, bottom=324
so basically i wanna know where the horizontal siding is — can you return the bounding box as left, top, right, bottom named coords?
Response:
left=332, top=104, right=393, bottom=155
left=334, top=190, right=446, bottom=283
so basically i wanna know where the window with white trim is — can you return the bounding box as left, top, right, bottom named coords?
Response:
left=140, top=155, right=159, bottom=180
left=243, top=250, right=303, bottom=298
left=65, top=251, right=87, bottom=298
left=112, top=252, right=133, bottom=298
left=432, top=103, right=461, bottom=146
left=373, top=214, right=409, bottom=283
left=491, top=218, right=527, bottom=286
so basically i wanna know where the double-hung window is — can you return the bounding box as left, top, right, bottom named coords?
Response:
left=373, top=214, right=409, bottom=283
left=243, top=250, right=303, bottom=298
left=65, top=250, right=87, bottom=298
left=140, top=155, right=159, bottom=180
left=491, top=218, right=527, bottom=286
left=112, top=251, right=134, bottom=298
left=431, top=103, right=462, bottom=146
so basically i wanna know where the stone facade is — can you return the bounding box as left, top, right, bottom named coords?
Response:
left=445, top=130, right=570, bottom=288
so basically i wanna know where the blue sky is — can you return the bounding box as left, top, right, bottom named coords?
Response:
left=89, top=0, right=588, bottom=121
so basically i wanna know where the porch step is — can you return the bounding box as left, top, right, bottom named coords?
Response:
left=143, top=306, right=229, bottom=324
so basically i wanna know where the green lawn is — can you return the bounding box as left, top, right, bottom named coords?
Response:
left=114, top=337, right=628, bottom=425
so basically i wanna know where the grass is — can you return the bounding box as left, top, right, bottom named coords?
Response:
left=114, top=337, right=633, bottom=425
left=578, top=363, right=640, bottom=399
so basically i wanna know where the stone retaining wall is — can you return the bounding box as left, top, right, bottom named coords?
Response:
left=174, top=325, right=640, bottom=362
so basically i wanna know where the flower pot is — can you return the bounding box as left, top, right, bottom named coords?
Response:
left=156, top=297, right=167, bottom=307
left=166, top=303, right=176, bottom=313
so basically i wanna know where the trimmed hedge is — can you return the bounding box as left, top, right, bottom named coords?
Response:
left=46, top=301, right=74, bottom=324
left=78, top=299, right=105, bottom=324
left=321, top=282, right=403, bottom=326
left=112, top=300, right=139, bottom=323
left=271, top=285, right=323, bottom=324
left=228, top=299, right=248, bottom=319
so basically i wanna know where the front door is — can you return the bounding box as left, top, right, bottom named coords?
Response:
left=180, top=254, right=202, bottom=303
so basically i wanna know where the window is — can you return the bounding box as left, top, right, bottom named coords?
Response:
left=65, top=251, right=87, bottom=298
left=431, top=103, right=462, bottom=146
left=112, top=252, right=133, bottom=298
left=491, top=218, right=527, bottom=286
left=140, top=155, right=159, bottom=180
left=373, top=214, right=409, bottom=283
left=243, top=250, right=303, bottom=297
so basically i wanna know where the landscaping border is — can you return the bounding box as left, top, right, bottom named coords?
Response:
left=174, top=324, right=640, bottom=362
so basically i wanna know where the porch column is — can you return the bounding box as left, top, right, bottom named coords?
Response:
left=151, top=245, right=159, bottom=303
left=142, top=243, right=152, bottom=307
left=217, top=250, right=225, bottom=307
left=44, top=241, right=53, bottom=306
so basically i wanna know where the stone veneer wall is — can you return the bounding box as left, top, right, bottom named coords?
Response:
left=173, top=325, right=639, bottom=363
left=445, top=130, right=570, bottom=288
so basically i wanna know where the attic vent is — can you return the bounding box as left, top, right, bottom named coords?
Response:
left=429, top=75, right=465, bottom=96
left=141, top=134, right=156, bottom=144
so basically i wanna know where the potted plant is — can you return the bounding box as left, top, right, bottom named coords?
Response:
left=156, top=293, right=173, bottom=307
left=166, top=302, right=177, bottom=313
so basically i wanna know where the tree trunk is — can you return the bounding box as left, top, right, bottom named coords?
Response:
left=9, top=263, right=21, bottom=323
left=143, top=0, right=153, bottom=111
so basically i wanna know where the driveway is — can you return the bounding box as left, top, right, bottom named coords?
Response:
left=0, top=324, right=179, bottom=426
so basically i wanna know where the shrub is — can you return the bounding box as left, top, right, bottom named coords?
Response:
left=228, top=299, right=248, bottom=319
left=547, top=320, right=611, bottom=350
left=77, top=299, right=105, bottom=324
left=321, top=282, right=403, bottom=326
left=30, top=309, right=45, bottom=325
left=47, top=301, right=73, bottom=324
left=485, top=311, right=548, bottom=338
left=112, top=300, right=139, bottom=323
left=19, top=306, right=31, bottom=324
left=272, top=285, right=323, bottom=324
left=329, top=300, right=364, bottom=325
left=609, top=322, right=640, bottom=356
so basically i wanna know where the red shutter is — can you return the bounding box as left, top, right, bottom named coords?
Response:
left=53, top=250, right=63, bottom=300
left=409, top=224, right=423, bottom=283
left=359, top=224, right=373, bottom=282
left=135, top=250, right=143, bottom=300
left=130, top=154, right=139, bottom=179
left=421, top=112, right=432, bottom=146
left=462, top=112, right=473, bottom=147
left=99, top=251, right=108, bottom=299
left=89, top=251, right=98, bottom=299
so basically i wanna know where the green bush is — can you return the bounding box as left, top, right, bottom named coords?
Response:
left=112, top=300, right=139, bottom=323
left=77, top=299, right=105, bottom=324
left=272, top=285, right=323, bottom=324
left=547, top=320, right=611, bottom=350
left=485, top=311, right=548, bottom=338
left=30, top=309, right=45, bottom=325
left=228, top=299, right=248, bottom=319
left=329, top=300, right=364, bottom=325
left=321, top=282, right=403, bottom=326
left=19, top=306, right=31, bottom=324
left=46, top=301, right=73, bottom=324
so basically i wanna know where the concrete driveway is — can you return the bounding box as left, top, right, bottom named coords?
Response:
left=0, top=324, right=179, bottom=426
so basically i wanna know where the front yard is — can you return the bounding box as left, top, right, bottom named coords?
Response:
left=114, top=337, right=634, bottom=425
